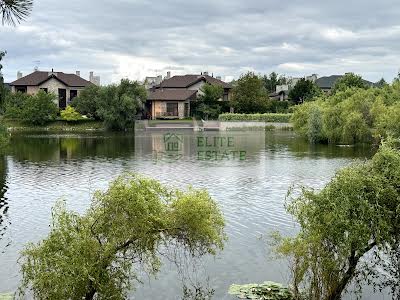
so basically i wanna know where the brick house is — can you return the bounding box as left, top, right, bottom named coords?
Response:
left=146, top=73, right=232, bottom=119
left=9, top=70, right=94, bottom=109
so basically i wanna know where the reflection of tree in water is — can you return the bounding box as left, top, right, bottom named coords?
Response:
left=0, top=156, right=9, bottom=245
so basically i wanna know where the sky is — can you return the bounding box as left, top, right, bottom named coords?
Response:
left=1, top=0, right=400, bottom=84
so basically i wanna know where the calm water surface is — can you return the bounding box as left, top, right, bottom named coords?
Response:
left=0, top=131, right=384, bottom=299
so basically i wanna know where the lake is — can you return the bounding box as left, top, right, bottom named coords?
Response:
left=0, top=130, right=384, bottom=299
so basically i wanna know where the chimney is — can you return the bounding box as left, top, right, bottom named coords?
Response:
left=76, top=71, right=81, bottom=77
left=17, top=71, right=23, bottom=79
left=90, top=71, right=94, bottom=81
left=166, top=71, right=171, bottom=79
left=203, top=71, right=209, bottom=76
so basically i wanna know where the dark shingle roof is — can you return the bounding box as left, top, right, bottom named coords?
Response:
left=158, top=75, right=231, bottom=89
left=148, top=89, right=197, bottom=101
left=10, top=71, right=93, bottom=87
left=315, top=75, right=375, bottom=89
left=315, top=75, right=342, bottom=89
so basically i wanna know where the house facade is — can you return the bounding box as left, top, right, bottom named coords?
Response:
left=146, top=73, right=232, bottom=119
left=9, top=70, right=94, bottom=109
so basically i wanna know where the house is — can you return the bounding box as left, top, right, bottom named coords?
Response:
left=146, top=73, right=232, bottom=119
left=315, top=74, right=375, bottom=93
left=269, top=84, right=290, bottom=101
left=9, top=70, right=94, bottom=109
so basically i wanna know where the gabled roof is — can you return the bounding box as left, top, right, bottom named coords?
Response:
left=158, top=75, right=231, bottom=89
left=148, top=89, right=197, bottom=101
left=10, top=71, right=93, bottom=87
left=315, top=75, right=375, bottom=89
left=315, top=75, right=342, bottom=89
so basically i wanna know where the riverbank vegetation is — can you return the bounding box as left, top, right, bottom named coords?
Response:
left=266, top=140, right=400, bottom=300
left=219, top=113, right=292, bottom=123
left=71, top=79, right=146, bottom=130
left=292, top=80, right=400, bottom=144
left=18, top=174, right=226, bottom=299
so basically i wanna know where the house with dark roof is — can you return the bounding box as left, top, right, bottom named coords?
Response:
left=146, top=73, right=232, bottom=119
left=9, top=70, right=93, bottom=109
left=315, top=75, right=375, bottom=93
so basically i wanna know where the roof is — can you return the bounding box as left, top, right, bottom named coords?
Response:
left=10, top=71, right=93, bottom=87
left=315, top=75, right=343, bottom=89
left=158, top=75, right=232, bottom=89
left=148, top=89, right=197, bottom=101
left=315, top=75, right=375, bottom=89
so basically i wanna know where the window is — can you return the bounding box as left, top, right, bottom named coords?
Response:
left=70, top=90, right=78, bottom=101
left=40, top=88, right=48, bottom=93
left=15, top=86, right=27, bottom=93
left=166, top=102, right=178, bottom=116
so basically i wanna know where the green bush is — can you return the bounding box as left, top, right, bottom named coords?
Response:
left=219, top=113, right=292, bottom=123
left=4, top=92, right=31, bottom=118
left=20, top=90, right=58, bottom=125
left=60, top=106, right=84, bottom=122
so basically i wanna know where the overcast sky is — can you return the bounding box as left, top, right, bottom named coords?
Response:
left=1, top=0, right=400, bottom=84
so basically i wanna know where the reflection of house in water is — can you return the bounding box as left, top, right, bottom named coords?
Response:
left=0, top=156, right=9, bottom=242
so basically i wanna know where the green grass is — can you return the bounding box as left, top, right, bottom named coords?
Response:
left=4, top=119, right=105, bottom=132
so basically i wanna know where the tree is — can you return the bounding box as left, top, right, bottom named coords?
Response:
left=232, top=72, right=268, bottom=113
left=263, top=72, right=288, bottom=93
left=4, top=90, right=31, bottom=118
left=0, top=51, right=6, bottom=111
left=375, top=78, right=388, bottom=88
left=272, top=141, right=400, bottom=300
left=71, top=84, right=101, bottom=119
left=96, top=79, right=147, bottom=130
left=20, top=90, right=58, bottom=125
left=0, top=0, right=33, bottom=25
left=289, top=78, right=321, bottom=104
left=331, top=73, right=368, bottom=94
left=18, top=174, right=226, bottom=300
left=196, top=83, right=224, bottom=120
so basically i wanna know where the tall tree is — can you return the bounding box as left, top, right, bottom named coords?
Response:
left=1, top=0, right=33, bottom=25
left=196, top=83, right=225, bottom=120
left=232, top=72, right=268, bottom=113
left=0, top=51, right=6, bottom=111
left=331, top=73, right=368, bottom=94
left=289, top=78, right=321, bottom=104
left=263, top=72, right=288, bottom=93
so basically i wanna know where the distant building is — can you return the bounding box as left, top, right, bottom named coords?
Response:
left=89, top=71, right=101, bottom=86
left=146, top=73, right=232, bottom=119
left=9, top=70, right=93, bottom=109
left=315, top=74, right=375, bottom=93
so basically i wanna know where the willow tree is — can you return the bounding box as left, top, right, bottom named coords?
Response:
left=18, top=174, right=226, bottom=300
left=272, top=140, right=400, bottom=300
left=1, top=0, right=33, bottom=25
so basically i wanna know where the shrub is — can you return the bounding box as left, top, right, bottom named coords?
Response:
left=60, top=106, right=84, bottom=122
left=71, top=84, right=101, bottom=119
left=20, top=90, right=58, bottom=125
left=4, top=92, right=31, bottom=118
left=219, top=113, right=292, bottom=123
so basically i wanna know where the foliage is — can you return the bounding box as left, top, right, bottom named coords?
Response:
left=73, top=79, right=146, bottom=130
left=229, top=281, right=295, bottom=300
left=271, top=141, right=400, bottom=300
left=60, top=105, right=84, bottom=122
left=0, top=121, right=9, bottom=151
left=4, top=91, right=30, bottom=118
left=263, top=72, right=289, bottom=93
left=0, top=0, right=33, bottom=25
left=292, top=82, right=400, bottom=144
left=288, top=78, right=322, bottom=104
left=219, top=113, right=292, bottom=123
left=265, top=100, right=292, bottom=113
left=331, top=73, right=369, bottom=94
left=19, top=90, right=58, bottom=125
left=232, top=72, right=269, bottom=113
left=18, top=174, right=226, bottom=299
left=0, top=50, right=5, bottom=111
left=71, top=84, right=101, bottom=119
left=195, top=83, right=226, bottom=120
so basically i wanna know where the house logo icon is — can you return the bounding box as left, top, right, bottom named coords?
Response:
left=163, top=133, right=183, bottom=152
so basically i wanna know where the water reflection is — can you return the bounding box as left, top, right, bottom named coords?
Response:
left=0, top=156, right=9, bottom=247
left=0, top=131, right=380, bottom=299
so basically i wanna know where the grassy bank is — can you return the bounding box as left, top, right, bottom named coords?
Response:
left=4, top=119, right=105, bottom=132
left=219, top=113, right=292, bottom=123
